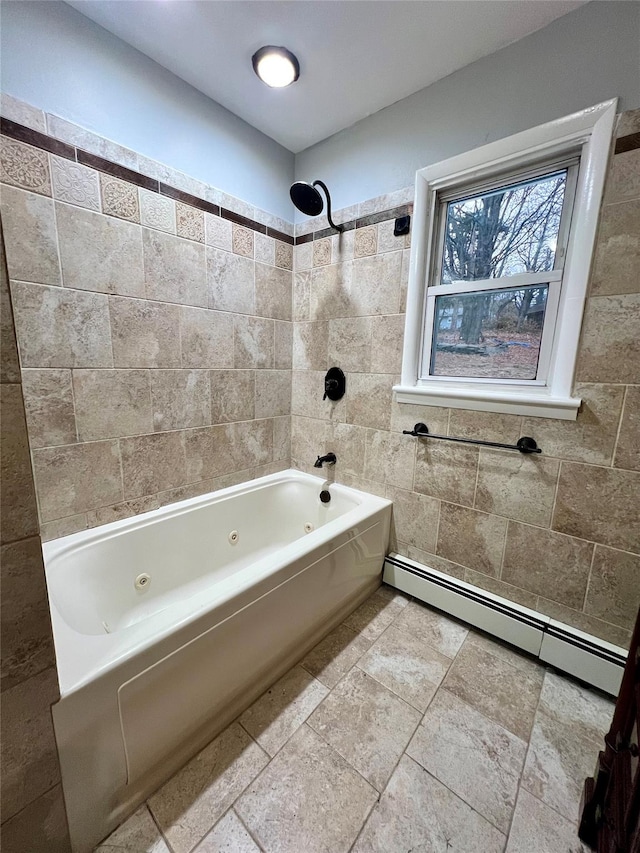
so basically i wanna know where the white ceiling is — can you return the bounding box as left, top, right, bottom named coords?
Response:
left=67, top=0, right=587, bottom=153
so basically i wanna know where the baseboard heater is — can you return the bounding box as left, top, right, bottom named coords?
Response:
left=383, top=553, right=626, bottom=696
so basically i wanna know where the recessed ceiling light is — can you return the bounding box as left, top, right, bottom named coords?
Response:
left=252, top=46, right=300, bottom=88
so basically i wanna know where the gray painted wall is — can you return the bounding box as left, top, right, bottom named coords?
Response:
left=0, top=1, right=295, bottom=220
left=296, top=1, right=640, bottom=215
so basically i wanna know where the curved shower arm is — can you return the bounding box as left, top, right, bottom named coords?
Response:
left=312, top=180, right=343, bottom=232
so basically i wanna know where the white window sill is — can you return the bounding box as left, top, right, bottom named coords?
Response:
left=393, top=383, right=581, bottom=420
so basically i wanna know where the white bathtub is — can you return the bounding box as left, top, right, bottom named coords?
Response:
left=44, top=469, right=391, bottom=853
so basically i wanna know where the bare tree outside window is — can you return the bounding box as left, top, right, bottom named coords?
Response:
left=429, top=171, right=567, bottom=379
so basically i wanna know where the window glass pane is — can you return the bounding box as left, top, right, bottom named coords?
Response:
left=430, top=285, right=548, bottom=380
left=440, top=171, right=567, bottom=284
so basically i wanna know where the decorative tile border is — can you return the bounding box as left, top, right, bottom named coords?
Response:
left=0, top=115, right=295, bottom=245
left=615, top=132, right=640, bottom=155
left=294, top=203, right=412, bottom=245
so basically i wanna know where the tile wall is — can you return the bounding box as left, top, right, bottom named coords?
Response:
left=0, top=101, right=293, bottom=541
left=0, top=229, right=70, bottom=850
left=291, top=108, right=640, bottom=650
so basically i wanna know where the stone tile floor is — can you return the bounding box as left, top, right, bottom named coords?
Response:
left=94, top=585, right=615, bottom=853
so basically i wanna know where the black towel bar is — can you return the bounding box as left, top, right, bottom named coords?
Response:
left=402, top=423, right=542, bottom=454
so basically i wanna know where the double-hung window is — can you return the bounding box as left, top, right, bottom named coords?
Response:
left=396, top=99, right=617, bottom=420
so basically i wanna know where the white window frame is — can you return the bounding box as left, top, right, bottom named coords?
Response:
left=395, top=99, right=618, bottom=420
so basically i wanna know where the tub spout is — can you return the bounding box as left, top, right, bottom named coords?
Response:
left=314, top=452, right=336, bottom=468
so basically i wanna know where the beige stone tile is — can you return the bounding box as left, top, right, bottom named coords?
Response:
left=274, top=240, right=293, bottom=270
left=393, top=600, right=468, bottom=657
left=604, top=148, right=640, bottom=203
left=464, top=630, right=541, bottom=675
left=327, top=317, right=371, bottom=372
left=386, top=486, right=440, bottom=553
left=148, top=722, right=269, bottom=853
left=577, top=293, right=640, bottom=383
left=40, top=513, right=87, bottom=543
left=408, top=688, right=526, bottom=834
left=0, top=136, right=50, bottom=195
left=1, top=536, right=55, bottom=691
left=537, top=597, right=632, bottom=648
left=312, top=237, right=332, bottom=267
left=359, top=188, right=413, bottom=216
left=151, top=369, right=210, bottom=431
left=56, top=202, right=144, bottom=297
left=502, top=521, right=594, bottom=609
left=375, top=219, right=407, bottom=255
left=94, top=804, right=169, bottom=852
left=370, top=314, right=404, bottom=374
left=220, top=194, right=255, bottom=220
left=1, top=187, right=60, bottom=284
left=210, top=370, right=254, bottom=424
left=236, top=723, right=376, bottom=853
left=233, top=315, right=274, bottom=369
left=50, top=156, right=99, bottom=211
left=254, top=232, right=275, bottom=266
left=523, top=383, right=625, bottom=466
left=110, top=296, right=181, bottom=368
left=353, top=755, right=505, bottom=853
left=175, top=202, right=204, bottom=243
left=143, top=228, right=206, bottom=307
left=308, top=667, right=420, bottom=790
left=406, top=547, right=466, bottom=579
left=180, top=306, right=233, bottom=369
left=475, top=448, right=560, bottom=526
left=294, top=242, right=313, bottom=273
left=329, top=421, right=368, bottom=479
left=194, top=810, right=259, bottom=853
left=120, top=431, right=187, bottom=499
left=140, top=189, right=175, bottom=233
left=437, top=503, right=507, bottom=577
left=351, top=252, right=402, bottom=316
left=521, top=709, right=603, bottom=824
left=207, top=248, right=254, bottom=314
left=506, top=788, right=588, bottom=853
left=239, top=666, right=328, bottom=757
left=346, top=373, right=393, bottom=430
left=0, top=783, right=70, bottom=853
left=47, top=114, right=138, bottom=170
left=1, top=259, right=20, bottom=384
left=293, top=320, right=329, bottom=370
left=157, top=475, right=244, bottom=508
left=448, top=409, right=523, bottom=444
left=86, top=495, right=160, bottom=528
left=273, top=319, right=292, bottom=369
left=254, top=369, right=290, bottom=419
left=584, top=545, right=640, bottom=630
left=273, top=415, right=290, bottom=461
left=11, top=281, right=112, bottom=368
left=539, top=670, right=614, bottom=734
left=99, top=174, right=140, bottom=222
left=138, top=158, right=208, bottom=199
left=1, top=384, right=40, bottom=542
left=301, top=623, right=373, bottom=689
left=309, top=261, right=354, bottom=321
left=464, top=568, right=539, bottom=609
left=414, top=440, right=478, bottom=506
left=0, top=94, right=46, bottom=133
left=616, top=108, right=640, bottom=138
left=363, top=428, right=415, bottom=489
left=442, top=634, right=543, bottom=740
left=354, top=225, right=377, bottom=258
left=358, top=624, right=451, bottom=711
left=205, top=214, right=232, bottom=250
left=0, top=666, right=60, bottom=822
left=183, top=421, right=272, bottom=483
left=255, top=262, right=292, bottom=321
left=232, top=224, right=254, bottom=258
left=73, top=369, right=153, bottom=440
left=553, top=461, right=640, bottom=553
left=590, top=199, right=640, bottom=296
left=389, top=400, right=449, bottom=435
left=32, top=440, right=122, bottom=521
left=343, top=587, right=409, bottom=641
left=614, top=385, right=640, bottom=471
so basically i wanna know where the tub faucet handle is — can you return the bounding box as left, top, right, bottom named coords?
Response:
left=314, top=452, right=337, bottom=468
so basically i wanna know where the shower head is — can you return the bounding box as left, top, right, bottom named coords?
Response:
left=289, top=179, right=343, bottom=232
